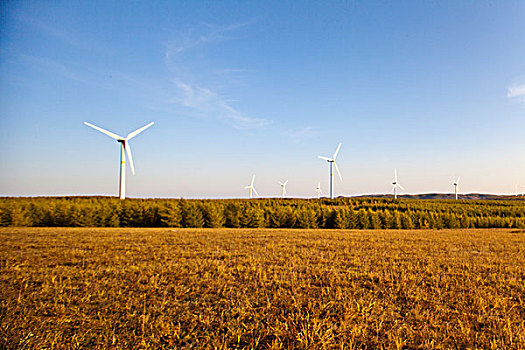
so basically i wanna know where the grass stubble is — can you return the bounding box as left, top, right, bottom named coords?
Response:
left=0, top=227, right=524, bottom=349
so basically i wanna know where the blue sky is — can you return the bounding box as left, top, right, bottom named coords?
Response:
left=1, top=1, right=524, bottom=198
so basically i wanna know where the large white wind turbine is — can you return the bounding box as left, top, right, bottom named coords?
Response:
left=279, top=180, right=288, bottom=199
left=318, top=143, right=342, bottom=199
left=392, top=168, right=405, bottom=200
left=245, top=175, right=258, bottom=199
left=84, top=121, right=154, bottom=200
left=453, top=177, right=460, bottom=200
left=316, top=182, right=322, bottom=199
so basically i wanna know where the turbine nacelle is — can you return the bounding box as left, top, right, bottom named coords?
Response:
left=392, top=168, right=405, bottom=199
left=316, top=182, right=322, bottom=198
left=453, top=177, right=460, bottom=200
left=84, top=121, right=154, bottom=199
left=245, top=175, right=258, bottom=199
left=317, top=142, right=343, bottom=199
left=279, top=180, right=288, bottom=198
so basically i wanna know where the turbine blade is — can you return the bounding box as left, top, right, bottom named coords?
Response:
left=332, top=142, right=342, bottom=159
left=253, top=187, right=259, bottom=196
left=318, top=155, right=332, bottom=161
left=126, top=122, right=154, bottom=140
left=279, top=181, right=284, bottom=186
left=334, top=161, right=343, bottom=181
left=251, top=175, right=256, bottom=186
left=124, top=141, right=135, bottom=175
left=398, top=183, right=405, bottom=191
left=84, top=122, right=123, bottom=140
left=394, top=168, right=398, bottom=183
left=284, top=180, right=288, bottom=185
left=456, top=177, right=460, bottom=185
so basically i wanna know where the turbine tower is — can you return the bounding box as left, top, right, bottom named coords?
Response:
left=318, top=143, right=342, bottom=199
left=245, top=175, right=258, bottom=199
left=316, top=182, right=322, bottom=199
left=84, top=121, right=154, bottom=200
left=279, top=180, right=288, bottom=199
left=453, top=177, right=460, bottom=200
left=392, top=168, right=405, bottom=200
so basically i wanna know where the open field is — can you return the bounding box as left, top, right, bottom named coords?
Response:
left=1, top=228, right=524, bottom=349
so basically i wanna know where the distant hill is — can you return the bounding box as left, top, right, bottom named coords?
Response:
left=354, top=193, right=524, bottom=201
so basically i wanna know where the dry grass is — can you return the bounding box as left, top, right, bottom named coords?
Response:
left=1, top=227, right=524, bottom=349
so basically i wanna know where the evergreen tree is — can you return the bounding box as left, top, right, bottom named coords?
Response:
left=181, top=201, right=204, bottom=228
left=240, top=206, right=265, bottom=228
left=296, top=208, right=317, bottom=229
left=159, top=202, right=182, bottom=227
left=269, top=208, right=285, bottom=228
left=368, top=210, right=381, bottom=229
left=202, top=203, right=225, bottom=228
left=400, top=212, right=414, bottom=229
left=8, top=206, right=33, bottom=227
left=356, top=209, right=369, bottom=229
left=392, top=211, right=402, bottom=229
left=224, top=203, right=241, bottom=228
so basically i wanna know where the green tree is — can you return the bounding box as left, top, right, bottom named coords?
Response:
left=224, top=203, right=241, bottom=228
left=159, top=202, right=182, bottom=227
left=202, top=203, right=225, bottom=228
left=180, top=201, right=204, bottom=228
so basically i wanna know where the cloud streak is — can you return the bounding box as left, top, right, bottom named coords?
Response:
left=507, top=84, right=525, bottom=98
left=164, top=23, right=271, bottom=130
left=287, top=126, right=316, bottom=143
left=171, top=79, right=270, bottom=129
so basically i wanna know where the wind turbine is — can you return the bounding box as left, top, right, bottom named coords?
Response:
left=392, top=168, right=405, bottom=200
left=279, top=180, right=288, bottom=199
left=245, top=175, right=258, bottom=199
left=316, top=182, right=322, bottom=199
left=318, top=143, right=342, bottom=199
left=453, top=177, right=460, bottom=200
left=84, top=121, right=154, bottom=200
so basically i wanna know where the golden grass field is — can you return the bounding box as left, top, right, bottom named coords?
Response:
left=1, top=227, right=524, bottom=349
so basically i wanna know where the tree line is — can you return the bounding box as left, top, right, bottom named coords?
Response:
left=1, top=196, right=524, bottom=229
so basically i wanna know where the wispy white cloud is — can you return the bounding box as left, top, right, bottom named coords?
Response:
left=287, top=126, right=316, bottom=143
left=507, top=84, right=525, bottom=98
left=164, top=22, right=271, bottom=130
left=165, top=22, right=251, bottom=56
left=170, top=79, right=270, bottom=129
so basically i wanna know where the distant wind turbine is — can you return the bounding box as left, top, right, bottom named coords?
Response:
left=84, top=121, right=154, bottom=200
left=318, top=143, right=342, bottom=199
left=392, top=168, right=405, bottom=200
left=245, top=175, right=258, bottom=199
left=316, top=182, right=322, bottom=199
left=279, top=180, right=288, bottom=199
left=453, top=177, right=460, bottom=200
